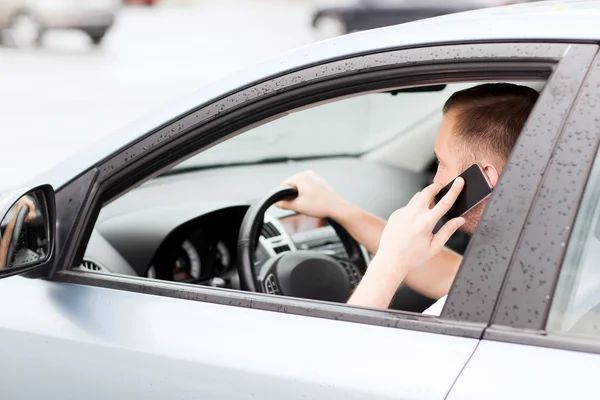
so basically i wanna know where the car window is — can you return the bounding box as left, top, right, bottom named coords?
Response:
left=87, top=77, right=545, bottom=319
left=547, top=151, right=600, bottom=336
left=174, top=83, right=476, bottom=170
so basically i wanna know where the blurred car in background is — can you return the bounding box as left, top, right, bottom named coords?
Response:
left=312, top=0, right=537, bottom=38
left=122, top=0, right=159, bottom=6
left=0, top=0, right=120, bottom=47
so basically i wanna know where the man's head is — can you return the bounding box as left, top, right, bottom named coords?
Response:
left=433, top=83, right=539, bottom=234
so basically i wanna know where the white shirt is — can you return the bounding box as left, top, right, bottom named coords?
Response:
left=422, top=295, right=447, bottom=316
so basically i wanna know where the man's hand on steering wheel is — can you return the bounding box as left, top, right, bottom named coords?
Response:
left=237, top=183, right=368, bottom=303
left=16, top=198, right=37, bottom=223
left=275, top=171, right=345, bottom=219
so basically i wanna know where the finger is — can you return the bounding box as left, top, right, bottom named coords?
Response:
left=280, top=171, right=305, bottom=187
left=431, top=217, right=466, bottom=250
left=430, top=177, right=464, bottom=222
left=25, top=200, right=35, bottom=213
left=275, top=200, right=291, bottom=210
left=404, top=190, right=423, bottom=211
left=416, top=182, right=445, bottom=209
left=281, top=178, right=298, bottom=188
left=27, top=210, right=37, bottom=221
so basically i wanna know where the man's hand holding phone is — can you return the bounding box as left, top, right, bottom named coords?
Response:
left=348, top=178, right=466, bottom=307
left=375, top=178, right=466, bottom=273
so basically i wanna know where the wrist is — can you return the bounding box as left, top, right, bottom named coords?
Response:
left=329, top=198, right=357, bottom=223
left=367, top=253, right=410, bottom=285
left=348, top=256, right=408, bottom=308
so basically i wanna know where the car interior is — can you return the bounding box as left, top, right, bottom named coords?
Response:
left=77, top=79, right=547, bottom=314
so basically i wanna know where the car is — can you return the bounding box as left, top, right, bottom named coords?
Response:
left=0, top=0, right=120, bottom=47
left=1, top=0, right=600, bottom=398
left=122, top=0, right=159, bottom=6
left=311, top=0, right=538, bottom=38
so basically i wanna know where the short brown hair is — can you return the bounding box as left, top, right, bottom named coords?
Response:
left=443, top=83, right=539, bottom=168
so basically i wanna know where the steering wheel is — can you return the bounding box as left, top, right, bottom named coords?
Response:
left=5, top=204, right=29, bottom=268
left=237, top=187, right=368, bottom=303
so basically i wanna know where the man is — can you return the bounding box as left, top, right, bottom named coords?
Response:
left=276, top=83, right=539, bottom=312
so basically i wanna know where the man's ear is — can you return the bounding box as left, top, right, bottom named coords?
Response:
left=481, top=163, right=501, bottom=188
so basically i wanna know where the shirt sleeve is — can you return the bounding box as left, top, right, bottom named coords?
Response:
left=422, top=295, right=447, bottom=316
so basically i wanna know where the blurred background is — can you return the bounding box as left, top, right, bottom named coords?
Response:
left=0, top=0, right=538, bottom=189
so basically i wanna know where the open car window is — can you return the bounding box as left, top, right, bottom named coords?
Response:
left=82, top=78, right=544, bottom=320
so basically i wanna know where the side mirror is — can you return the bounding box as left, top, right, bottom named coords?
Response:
left=0, top=185, right=55, bottom=277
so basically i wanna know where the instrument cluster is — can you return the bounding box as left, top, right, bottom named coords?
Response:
left=145, top=207, right=249, bottom=285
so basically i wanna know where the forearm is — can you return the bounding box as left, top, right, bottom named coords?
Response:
left=402, top=247, right=463, bottom=300
left=0, top=218, right=16, bottom=269
left=347, top=248, right=462, bottom=309
left=330, top=200, right=386, bottom=255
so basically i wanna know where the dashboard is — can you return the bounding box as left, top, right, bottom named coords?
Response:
left=134, top=207, right=349, bottom=290
left=80, top=157, right=445, bottom=289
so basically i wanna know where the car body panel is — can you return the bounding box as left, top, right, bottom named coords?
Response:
left=32, top=0, right=600, bottom=192
left=447, top=340, right=600, bottom=399
left=0, top=275, right=478, bottom=399
left=22, top=40, right=583, bottom=399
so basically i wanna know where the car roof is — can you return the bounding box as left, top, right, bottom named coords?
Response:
left=36, top=0, right=600, bottom=190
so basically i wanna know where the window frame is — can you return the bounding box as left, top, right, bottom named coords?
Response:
left=44, top=41, right=587, bottom=339
left=485, top=49, right=600, bottom=354
left=442, top=43, right=599, bottom=324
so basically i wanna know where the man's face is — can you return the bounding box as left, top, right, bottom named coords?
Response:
left=432, top=110, right=464, bottom=188
left=432, top=110, right=487, bottom=235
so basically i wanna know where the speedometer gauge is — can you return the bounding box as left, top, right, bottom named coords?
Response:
left=147, top=265, right=156, bottom=279
left=214, top=241, right=230, bottom=275
left=172, top=240, right=201, bottom=282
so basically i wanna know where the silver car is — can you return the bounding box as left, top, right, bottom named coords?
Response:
left=0, top=0, right=120, bottom=47
left=1, top=1, right=600, bottom=398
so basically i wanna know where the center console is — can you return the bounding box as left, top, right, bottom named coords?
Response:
left=260, top=214, right=349, bottom=259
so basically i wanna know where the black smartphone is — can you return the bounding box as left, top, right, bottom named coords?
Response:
left=434, top=164, right=493, bottom=220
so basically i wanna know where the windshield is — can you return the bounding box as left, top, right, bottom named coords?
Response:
left=173, top=82, right=494, bottom=170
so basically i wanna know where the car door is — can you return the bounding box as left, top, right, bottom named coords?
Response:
left=447, top=49, right=600, bottom=399
left=0, top=42, right=592, bottom=399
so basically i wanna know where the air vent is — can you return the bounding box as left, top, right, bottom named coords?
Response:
left=273, top=244, right=290, bottom=254
left=261, top=222, right=281, bottom=238
left=264, top=273, right=281, bottom=295
left=79, top=260, right=102, bottom=272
